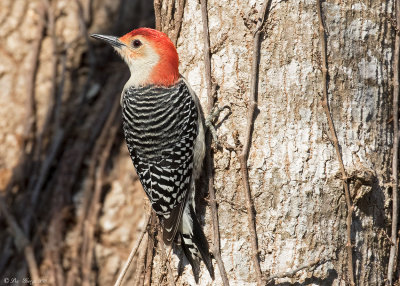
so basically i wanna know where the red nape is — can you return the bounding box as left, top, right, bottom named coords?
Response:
left=120, top=28, right=180, bottom=87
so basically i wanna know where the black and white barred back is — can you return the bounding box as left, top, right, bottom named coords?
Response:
left=122, top=78, right=214, bottom=281
left=122, top=78, right=196, bottom=234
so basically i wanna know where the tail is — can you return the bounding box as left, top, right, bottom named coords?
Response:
left=179, top=203, right=214, bottom=283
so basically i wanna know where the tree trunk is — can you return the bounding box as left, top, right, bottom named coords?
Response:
left=151, top=0, right=395, bottom=285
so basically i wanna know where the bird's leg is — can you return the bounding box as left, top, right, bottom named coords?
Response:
left=205, top=105, right=230, bottom=147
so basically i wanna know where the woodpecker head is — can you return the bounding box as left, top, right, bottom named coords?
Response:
left=91, top=28, right=179, bottom=87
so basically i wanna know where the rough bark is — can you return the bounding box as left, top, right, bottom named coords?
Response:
left=153, top=0, right=395, bottom=285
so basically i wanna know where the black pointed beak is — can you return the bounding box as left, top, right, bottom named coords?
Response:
left=90, top=34, right=125, bottom=48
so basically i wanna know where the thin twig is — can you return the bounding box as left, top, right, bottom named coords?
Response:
left=114, top=215, right=151, bottom=286
left=0, top=196, right=40, bottom=282
left=75, top=0, right=96, bottom=104
left=31, top=0, right=57, bottom=170
left=154, top=0, right=162, bottom=31
left=171, top=0, right=185, bottom=46
left=166, top=0, right=174, bottom=33
left=316, top=1, right=354, bottom=285
left=16, top=3, right=47, bottom=224
left=144, top=212, right=157, bottom=286
left=135, top=234, right=149, bottom=285
left=157, top=231, right=175, bottom=286
left=28, top=55, right=67, bottom=219
left=238, top=1, right=270, bottom=285
left=24, top=2, right=46, bottom=151
left=388, top=0, right=400, bottom=283
left=199, top=0, right=230, bottom=285
left=266, top=248, right=326, bottom=283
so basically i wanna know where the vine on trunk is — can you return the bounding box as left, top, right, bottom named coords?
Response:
left=199, top=0, right=230, bottom=285
left=316, top=1, right=355, bottom=285
left=238, top=0, right=271, bottom=285
left=387, top=0, right=400, bottom=283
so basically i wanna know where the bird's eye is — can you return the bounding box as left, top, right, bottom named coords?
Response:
left=132, top=39, right=142, bottom=48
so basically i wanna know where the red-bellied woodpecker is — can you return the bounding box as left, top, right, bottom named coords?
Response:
left=91, top=28, right=214, bottom=282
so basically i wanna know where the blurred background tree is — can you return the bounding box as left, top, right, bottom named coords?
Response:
left=0, top=0, right=153, bottom=285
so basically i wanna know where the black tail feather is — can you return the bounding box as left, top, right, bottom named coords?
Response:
left=189, top=205, right=215, bottom=280
left=180, top=232, right=201, bottom=283
left=180, top=204, right=214, bottom=283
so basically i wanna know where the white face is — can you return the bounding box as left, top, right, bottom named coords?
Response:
left=116, top=36, right=160, bottom=88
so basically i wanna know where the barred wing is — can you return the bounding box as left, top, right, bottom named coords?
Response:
left=121, top=79, right=198, bottom=242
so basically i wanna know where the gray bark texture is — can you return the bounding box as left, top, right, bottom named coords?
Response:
left=0, top=0, right=397, bottom=285
left=154, top=0, right=395, bottom=285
